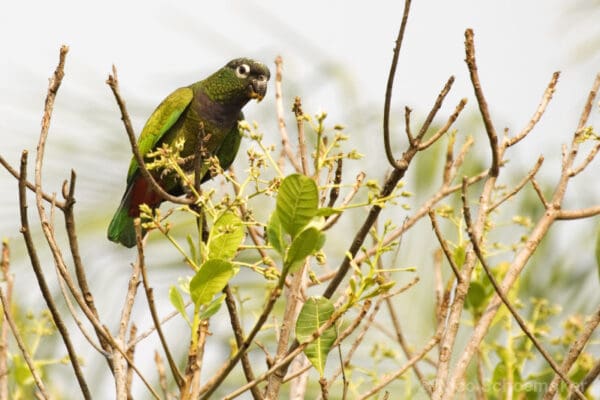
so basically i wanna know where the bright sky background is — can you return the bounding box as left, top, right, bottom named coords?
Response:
left=0, top=0, right=599, bottom=396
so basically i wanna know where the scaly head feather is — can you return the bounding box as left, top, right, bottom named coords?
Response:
left=198, top=58, right=270, bottom=105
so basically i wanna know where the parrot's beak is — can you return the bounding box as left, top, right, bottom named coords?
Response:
left=249, top=78, right=268, bottom=102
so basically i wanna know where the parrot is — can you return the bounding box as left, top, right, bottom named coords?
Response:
left=107, top=58, right=270, bottom=248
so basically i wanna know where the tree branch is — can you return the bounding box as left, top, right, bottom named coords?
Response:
left=464, top=28, right=499, bottom=177
left=383, top=0, right=413, bottom=169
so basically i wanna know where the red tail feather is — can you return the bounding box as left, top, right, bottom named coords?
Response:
left=128, top=176, right=164, bottom=217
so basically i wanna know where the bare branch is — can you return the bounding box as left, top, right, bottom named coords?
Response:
left=507, top=72, right=560, bottom=147
left=556, top=205, right=600, bottom=220
left=0, top=155, right=65, bottom=209
left=322, top=171, right=365, bottom=231
left=224, top=285, right=263, bottom=400
left=489, top=155, right=544, bottom=212
left=326, top=158, right=343, bottom=208
left=530, top=178, right=550, bottom=209
left=575, top=73, right=600, bottom=131
left=569, top=141, right=600, bottom=177
left=428, top=210, right=461, bottom=281
left=465, top=29, right=500, bottom=177
left=136, top=220, right=184, bottom=388
left=383, top=0, right=413, bottom=169
left=383, top=278, right=432, bottom=396
left=357, top=328, right=442, bottom=400
left=155, top=351, right=170, bottom=399
left=418, top=98, right=467, bottom=150
left=292, top=97, right=310, bottom=175
left=568, top=358, right=600, bottom=400
left=274, top=56, right=302, bottom=173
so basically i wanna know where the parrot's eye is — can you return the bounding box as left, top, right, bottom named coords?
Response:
left=236, top=64, right=251, bottom=78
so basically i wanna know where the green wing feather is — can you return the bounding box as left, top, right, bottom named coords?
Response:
left=126, top=87, right=194, bottom=182
left=214, top=115, right=243, bottom=173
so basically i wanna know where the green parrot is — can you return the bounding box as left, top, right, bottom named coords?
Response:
left=107, top=58, right=270, bottom=247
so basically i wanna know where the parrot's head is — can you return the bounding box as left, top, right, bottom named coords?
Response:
left=204, top=58, right=270, bottom=106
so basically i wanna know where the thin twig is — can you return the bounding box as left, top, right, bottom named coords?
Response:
left=155, top=351, right=170, bottom=399
left=293, top=97, right=310, bottom=175
left=0, top=155, right=65, bottom=209
left=224, top=285, right=264, bottom=400
left=51, top=244, right=107, bottom=356
left=0, top=241, right=12, bottom=400
left=507, top=72, right=560, bottom=147
left=488, top=156, right=544, bottom=212
left=114, top=226, right=142, bottom=398
left=544, top=304, right=600, bottom=399
left=326, top=158, right=343, bottom=208
left=136, top=220, right=185, bottom=388
left=129, top=307, right=184, bottom=348
left=530, top=178, right=549, bottom=208
left=0, top=288, right=50, bottom=399
left=384, top=279, right=432, bottom=397
left=383, top=0, right=413, bottom=169
left=464, top=29, right=500, bottom=177
left=61, top=170, right=113, bottom=368
left=126, top=324, right=137, bottom=400
left=274, top=56, right=302, bottom=173
left=428, top=211, right=461, bottom=281
left=357, top=328, right=442, bottom=400
left=322, top=171, right=365, bottom=231
left=568, top=358, right=600, bottom=400
left=462, top=180, right=585, bottom=399
left=418, top=98, right=467, bottom=150
left=556, top=205, right=600, bottom=220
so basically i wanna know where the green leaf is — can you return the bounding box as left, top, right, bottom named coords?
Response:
left=315, top=207, right=342, bottom=217
left=276, top=174, right=319, bottom=238
left=190, top=259, right=235, bottom=307
left=466, top=281, right=487, bottom=313
left=295, top=296, right=337, bottom=376
left=267, top=212, right=285, bottom=255
left=199, top=293, right=225, bottom=320
left=169, top=286, right=190, bottom=325
left=186, top=234, right=200, bottom=265
left=453, top=244, right=466, bottom=267
left=208, top=212, right=245, bottom=261
left=284, top=227, right=326, bottom=273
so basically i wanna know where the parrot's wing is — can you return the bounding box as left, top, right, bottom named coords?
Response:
left=126, top=86, right=194, bottom=182
left=215, top=113, right=244, bottom=172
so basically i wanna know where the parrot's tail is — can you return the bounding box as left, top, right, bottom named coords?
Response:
left=108, top=173, right=165, bottom=248
left=107, top=184, right=138, bottom=248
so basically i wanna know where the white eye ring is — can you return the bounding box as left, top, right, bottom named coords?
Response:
left=236, top=64, right=251, bottom=78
